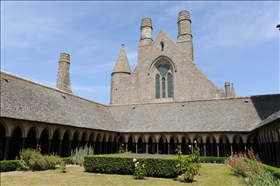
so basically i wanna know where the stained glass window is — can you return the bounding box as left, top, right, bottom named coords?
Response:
left=168, top=73, right=173, bottom=98
left=162, top=78, right=166, bottom=98
left=155, top=74, right=160, bottom=99
left=155, top=63, right=173, bottom=99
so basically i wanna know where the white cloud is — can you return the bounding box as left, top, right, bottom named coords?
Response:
left=195, top=2, right=278, bottom=49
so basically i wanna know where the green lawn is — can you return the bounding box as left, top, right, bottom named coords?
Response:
left=1, top=163, right=246, bottom=186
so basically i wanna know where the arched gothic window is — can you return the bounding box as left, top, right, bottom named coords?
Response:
left=155, top=64, right=173, bottom=99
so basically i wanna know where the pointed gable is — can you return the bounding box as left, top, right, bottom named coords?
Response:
left=112, top=44, right=131, bottom=74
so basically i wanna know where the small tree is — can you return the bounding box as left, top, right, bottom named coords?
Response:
left=176, top=141, right=201, bottom=182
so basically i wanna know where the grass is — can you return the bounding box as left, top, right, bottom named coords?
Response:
left=1, top=163, right=246, bottom=186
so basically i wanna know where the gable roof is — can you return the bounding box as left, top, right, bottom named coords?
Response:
left=1, top=70, right=279, bottom=133
left=109, top=95, right=280, bottom=133
left=0, top=71, right=118, bottom=132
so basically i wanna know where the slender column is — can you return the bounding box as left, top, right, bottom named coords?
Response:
left=204, top=143, right=206, bottom=156
left=146, top=143, right=148, bottom=154
left=167, top=143, right=170, bottom=154
left=58, top=139, right=62, bottom=156
left=156, top=143, right=159, bottom=154
left=135, top=143, right=138, bottom=154
left=105, top=142, right=108, bottom=154
left=21, top=137, right=26, bottom=150
left=99, top=141, right=102, bottom=154
left=230, top=143, right=233, bottom=155
left=125, top=143, right=128, bottom=153
left=4, top=137, right=11, bottom=160
left=68, top=140, right=72, bottom=156
left=48, top=139, right=52, bottom=155
left=217, top=144, right=220, bottom=157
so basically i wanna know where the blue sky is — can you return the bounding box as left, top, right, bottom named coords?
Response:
left=1, top=1, right=279, bottom=104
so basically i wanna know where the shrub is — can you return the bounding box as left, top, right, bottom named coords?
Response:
left=132, top=158, right=146, bottom=179
left=175, top=142, right=201, bottom=182
left=84, top=155, right=177, bottom=178
left=226, top=148, right=280, bottom=185
left=0, top=160, right=18, bottom=172
left=60, top=158, right=66, bottom=173
left=200, top=156, right=227, bottom=163
left=249, top=169, right=280, bottom=186
left=19, top=148, right=61, bottom=171
left=226, top=148, right=262, bottom=177
left=71, top=144, right=94, bottom=166
left=263, top=164, right=280, bottom=179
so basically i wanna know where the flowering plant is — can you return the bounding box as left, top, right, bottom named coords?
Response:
left=132, top=158, right=146, bottom=179
left=60, top=158, right=66, bottom=173
left=176, top=142, right=201, bottom=182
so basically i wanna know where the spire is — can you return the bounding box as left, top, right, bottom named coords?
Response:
left=112, top=44, right=131, bottom=74
left=231, top=83, right=236, bottom=97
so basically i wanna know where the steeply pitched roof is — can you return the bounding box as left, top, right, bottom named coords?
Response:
left=1, top=70, right=279, bottom=133
left=109, top=95, right=280, bottom=133
left=112, top=44, right=131, bottom=74
left=253, top=110, right=280, bottom=130
left=0, top=71, right=117, bottom=131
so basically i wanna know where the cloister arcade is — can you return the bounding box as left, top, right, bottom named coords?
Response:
left=1, top=118, right=279, bottom=167
left=1, top=118, right=268, bottom=161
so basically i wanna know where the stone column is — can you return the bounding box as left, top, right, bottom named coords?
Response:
left=4, top=137, right=11, bottom=160
left=230, top=143, right=233, bottom=155
left=48, top=139, right=52, bottom=155
left=21, top=137, right=26, bottom=150
left=58, top=139, right=62, bottom=156
left=204, top=143, right=206, bottom=156
left=167, top=143, right=170, bottom=155
left=135, top=143, right=138, bottom=154
left=68, top=140, right=72, bottom=157
left=156, top=143, right=159, bottom=154
left=217, top=144, right=220, bottom=157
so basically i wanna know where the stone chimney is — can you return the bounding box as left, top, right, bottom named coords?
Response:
left=139, top=18, right=153, bottom=45
left=56, top=53, right=72, bottom=93
left=177, top=10, right=194, bottom=61
left=225, top=82, right=230, bottom=98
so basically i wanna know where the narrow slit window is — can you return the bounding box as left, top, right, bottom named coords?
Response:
left=161, top=42, right=164, bottom=51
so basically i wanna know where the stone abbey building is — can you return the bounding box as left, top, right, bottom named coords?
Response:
left=1, top=10, right=279, bottom=167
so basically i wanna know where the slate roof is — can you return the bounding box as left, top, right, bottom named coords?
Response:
left=109, top=95, right=280, bottom=133
left=0, top=71, right=117, bottom=131
left=1, top=70, right=279, bottom=133
left=253, top=110, right=280, bottom=130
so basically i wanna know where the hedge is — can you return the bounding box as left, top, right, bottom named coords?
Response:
left=84, top=155, right=177, bottom=178
left=200, top=156, right=227, bottom=163
left=263, top=164, right=280, bottom=179
left=0, top=160, right=19, bottom=172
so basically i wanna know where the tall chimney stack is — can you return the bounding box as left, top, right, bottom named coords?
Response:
left=56, top=53, right=72, bottom=93
left=225, top=82, right=230, bottom=97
